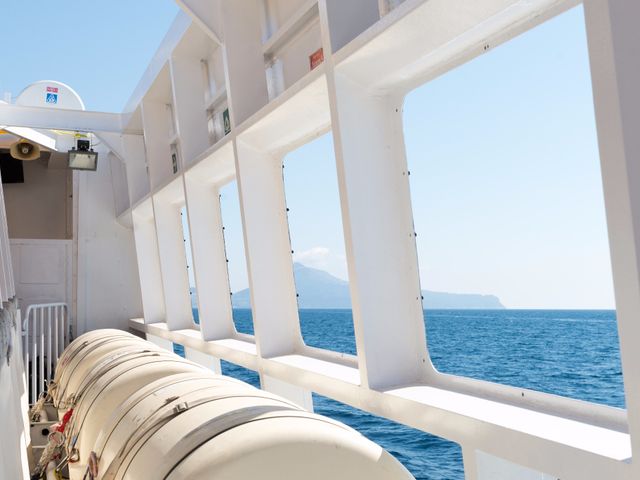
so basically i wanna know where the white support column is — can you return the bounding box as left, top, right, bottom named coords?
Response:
left=108, top=152, right=131, bottom=216
left=261, top=374, right=314, bottom=412
left=235, top=141, right=303, bottom=358
left=184, top=346, right=222, bottom=374
left=183, top=175, right=235, bottom=340
left=169, top=55, right=210, bottom=167
left=220, top=0, right=269, bottom=126
left=153, top=191, right=193, bottom=331
left=132, top=204, right=166, bottom=324
left=141, top=98, right=173, bottom=189
left=327, top=72, right=430, bottom=389
left=584, top=0, right=640, bottom=465
left=121, top=134, right=150, bottom=206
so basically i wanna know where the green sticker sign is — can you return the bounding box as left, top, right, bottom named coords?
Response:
left=223, top=108, right=231, bottom=135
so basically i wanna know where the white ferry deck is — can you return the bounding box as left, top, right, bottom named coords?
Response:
left=1, top=1, right=639, bottom=479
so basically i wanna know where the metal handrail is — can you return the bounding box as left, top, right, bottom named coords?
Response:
left=22, top=302, right=69, bottom=404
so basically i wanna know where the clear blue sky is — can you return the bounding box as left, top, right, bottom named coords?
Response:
left=0, top=1, right=179, bottom=112
left=1, top=3, right=615, bottom=309
left=402, top=5, right=614, bottom=310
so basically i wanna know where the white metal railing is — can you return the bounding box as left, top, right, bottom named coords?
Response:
left=22, top=303, right=70, bottom=404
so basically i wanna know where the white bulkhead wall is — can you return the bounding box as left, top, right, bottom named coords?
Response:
left=75, top=143, right=143, bottom=334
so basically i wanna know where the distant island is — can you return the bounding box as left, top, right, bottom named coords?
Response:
left=226, top=263, right=504, bottom=309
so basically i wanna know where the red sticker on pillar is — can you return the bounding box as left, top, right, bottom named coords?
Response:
left=309, top=48, right=324, bottom=70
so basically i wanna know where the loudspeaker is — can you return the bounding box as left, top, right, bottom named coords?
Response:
left=9, top=140, right=40, bottom=161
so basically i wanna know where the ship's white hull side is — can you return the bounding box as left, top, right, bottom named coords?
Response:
left=0, top=301, right=30, bottom=480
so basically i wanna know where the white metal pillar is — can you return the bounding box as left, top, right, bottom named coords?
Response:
left=327, top=72, right=430, bottom=389
left=584, top=0, right=640, bottom=466
left=152, top=192, right=193, bottom=330
left=220, top=0, right=269, bottom=127
left=183, top=175, right=235, bottom=340
left=132, top=203, right=166, bottom=324
left=121, top=134, right=150, bottom=206
left=234, top=140, right=303, bottom=358
left=141, top=98, right=174, bottom=189
left=97, top=132, right=144, bottom=205
left=169, top=55, right=210, bottom=168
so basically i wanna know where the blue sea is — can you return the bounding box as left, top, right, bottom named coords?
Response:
left=176, top=309, right=623, bottom=479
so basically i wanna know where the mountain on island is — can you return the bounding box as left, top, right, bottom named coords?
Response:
left=230, top=263, right=504, bottom=309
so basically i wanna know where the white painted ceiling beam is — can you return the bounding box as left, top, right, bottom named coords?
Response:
left=236, top=68, right=330, bottom=155
left=335, top=0, right=577, bottom=94
left=175, top=0, right=223, bottom=46
left=0, top=103, right=135, bottom=134
left=0, top=126, right=56, bottom=151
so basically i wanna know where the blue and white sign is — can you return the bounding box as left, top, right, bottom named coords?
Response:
left=45, top=93, right=58, bottom=104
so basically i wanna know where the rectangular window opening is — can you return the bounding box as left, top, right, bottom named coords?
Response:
left=180, top=206, right=199, bottom=325
left=403, top=6, right=623, bottom=408
left=219, top=180, right=255, bottom=335
left=282, top=133, right=356, bottom=355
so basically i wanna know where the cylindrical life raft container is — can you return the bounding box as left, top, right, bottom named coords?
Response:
left=53, top=330, right=414, bottom=480
left=51, top=329, right=146, bottom=410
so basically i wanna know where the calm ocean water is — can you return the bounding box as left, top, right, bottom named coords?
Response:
left=177, top=309, right=623, bottom=479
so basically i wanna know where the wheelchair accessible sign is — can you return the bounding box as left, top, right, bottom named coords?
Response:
left=45, top=86, right=58, bottom=104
